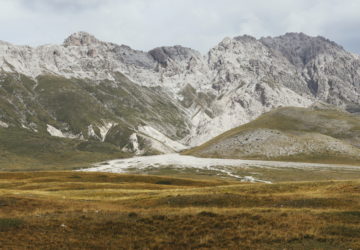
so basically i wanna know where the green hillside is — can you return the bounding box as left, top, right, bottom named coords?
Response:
left=0, top=71, right=192, bottom=170
left=0, top=127, right=130, bottom=171
left=184, top=106, right=360, bottom=165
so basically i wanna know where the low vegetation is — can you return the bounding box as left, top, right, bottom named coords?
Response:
left=0, top=127, right=130, bottom=171
left=0, top=172, right=359, bottom=249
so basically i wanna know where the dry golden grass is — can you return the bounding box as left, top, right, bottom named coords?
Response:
left=0, top=171, right=359, bottom=249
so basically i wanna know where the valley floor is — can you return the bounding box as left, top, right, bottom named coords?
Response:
left=0, top=172, right=359, bottom=249
left=81, top=154, right=360, bottom=183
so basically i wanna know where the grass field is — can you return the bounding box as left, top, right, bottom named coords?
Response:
left=0, top=171, right=359, bottom=249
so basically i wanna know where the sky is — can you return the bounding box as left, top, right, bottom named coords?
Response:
left=1, top=0, right=360, bottom=54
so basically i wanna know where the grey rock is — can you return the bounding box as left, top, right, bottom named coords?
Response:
left=0, top=31, right=359, bottom=147
left=63, top=31, right=101, bottom=46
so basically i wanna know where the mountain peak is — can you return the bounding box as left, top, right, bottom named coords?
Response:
left=260, top=32, right=344, bottom=68
left=233, top=35, right=257, bottom=43
left=63, top=31, right=100, bottom=46
left=149, top=45, right=200, bottom=65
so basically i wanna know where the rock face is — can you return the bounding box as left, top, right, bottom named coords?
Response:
left=63, top=31, right=101, bottom=46
left=260, top=33, right=360, bottom=105
left=0, top=32, right=359, bottom=153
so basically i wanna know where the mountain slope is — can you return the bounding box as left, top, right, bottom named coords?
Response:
left=0, top=127, right=130, bottom=171
left=0, top=71, right=190, bottom=156
left=184, top=106, right=360, bottom=165
left=260, top=33, right=360, bottom=104
left=0, top=32, right=360, bottom=163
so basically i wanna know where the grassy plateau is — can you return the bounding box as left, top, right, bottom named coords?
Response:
left=0, top=171, right=359, bottom=249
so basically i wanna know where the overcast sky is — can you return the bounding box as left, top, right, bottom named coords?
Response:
left=1, top=0, right=360, bottom=54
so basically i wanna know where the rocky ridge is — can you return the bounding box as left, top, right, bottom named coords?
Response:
left=0, top=32, right=359, bottom=154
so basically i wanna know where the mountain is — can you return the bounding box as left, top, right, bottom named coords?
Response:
left=0, top=32, right=359, bottom=166
left=184, top=105, right=360, bottom=165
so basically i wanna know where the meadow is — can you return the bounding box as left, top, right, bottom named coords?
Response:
left=0, top=171, right=359, bottom=249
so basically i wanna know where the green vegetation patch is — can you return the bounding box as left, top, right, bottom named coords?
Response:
left=0, top=218, right=24, bottom=232
left=0, top=127, right=129, bottom=171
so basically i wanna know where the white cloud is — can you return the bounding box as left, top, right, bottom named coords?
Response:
left=0, top=0, right=359, bottom=54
